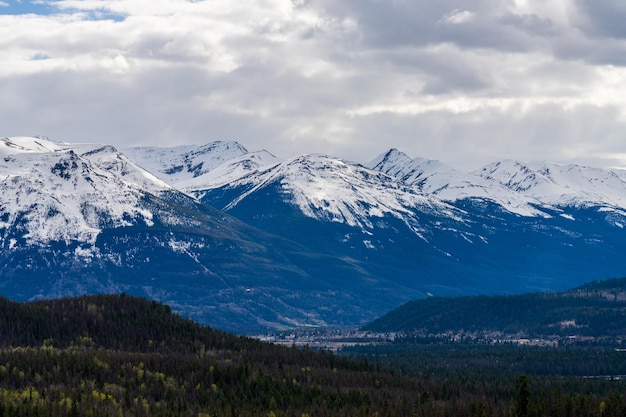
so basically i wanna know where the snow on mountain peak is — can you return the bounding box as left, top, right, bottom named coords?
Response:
left=367, top=148, right=412, bottom=170
left=0, top=137, right=175, bottom=246
left=477, top=159, right=626, bottom=210
left=176, top=149, right=281, bottom=192
left=368, top=149, right=547, bottom=217
left=78, top=144, right=174, bottom=193
left=367, top=148, right=432, bottom=181
left=0, top=136, right=67, bottom=156
left=123, top=141, right=250, bottom=183
left=221, top=153, right=461, bottom=232
left=9, top=134, right=626, bottom=252
left=122, top=141, right=283, bottom=199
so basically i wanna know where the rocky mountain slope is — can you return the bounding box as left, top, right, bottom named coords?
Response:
left=1, top=137, right=414, bottom=333
left=124, top=140, right=626, bottom=302
left=2, top=136, right=626, bottom=333
left=143, top=142, right=626, bottom=296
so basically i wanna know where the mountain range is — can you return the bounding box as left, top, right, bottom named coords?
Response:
left=1, top=135, right=625, bottom=333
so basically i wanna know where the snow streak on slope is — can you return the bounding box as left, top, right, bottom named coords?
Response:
left=368, top=149, right=547, bottom=217
left=215, top=153, right=464, bottom=232
left=478, top=160, right=626, bottom=213
left=177, top=150, right=281, bottom=192
left=0, top=137, right=167, bottom=245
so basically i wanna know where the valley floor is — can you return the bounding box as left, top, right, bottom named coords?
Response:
left=256, top=326, right=624, bottom=352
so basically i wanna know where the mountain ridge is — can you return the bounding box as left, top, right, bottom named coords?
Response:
left=130, top=140, right=626, bottom=221
left=2, top=136, right=395, bottom=333
left=366, top=148, right=549, bottom=217
left=2, top=135, right=626, bottom=334
left=136, top=139, right=623, bottom=296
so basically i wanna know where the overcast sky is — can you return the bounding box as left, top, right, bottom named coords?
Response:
left=2, top=0, right=626, bottom=169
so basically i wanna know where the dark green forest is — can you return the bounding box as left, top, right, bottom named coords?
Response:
left=363, top=277, right=626, bottom=340
left=2, top=293, right=626, bottom=416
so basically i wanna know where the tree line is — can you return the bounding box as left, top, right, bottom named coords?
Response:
left=1, top=293, right=626, bottom=416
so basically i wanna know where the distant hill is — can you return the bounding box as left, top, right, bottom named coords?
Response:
left=0, top=294, right=428, bottom=416
left=0, top=293, right=240, bottom=352
left=4, top=291, right=626, bottom=415
left=363, top=277, right=626, bottom=339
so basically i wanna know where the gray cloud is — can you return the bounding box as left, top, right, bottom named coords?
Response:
left=314, top=0, right=556, bottom=52
left=574, top=0, right=626, bottom=39
left=343, top=102, right=626, bottom=169
left=1, top=0, right=626, bottom=171
left=497, top=12, right=557, bottom=36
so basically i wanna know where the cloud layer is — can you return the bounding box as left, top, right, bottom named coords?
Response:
left=1, top=0, right=626, bottom=169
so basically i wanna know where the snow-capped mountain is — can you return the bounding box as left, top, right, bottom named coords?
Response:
left=79, top=144, right=174, bottom=194
left=0, top=136, right=430, bottom=333
left=477, top=159, right=626, bottom=214
left=123, top=141, right=248, bottom=179
left=0, top=137, right=161, bottom=245
left=176, top=150, right=281, bottom=193
left=127, top=143, right=470, bottom=236
left=4, top=136, right=626, bottom=334
left=202, top=153, right=465, bottom=232
left=124, top=141, right=281, bottom=193
left=182, top=144, right=626, bottom=300
left=124, top=141, right=255, bottom=182
left=367, top=149, right=548, bottom=217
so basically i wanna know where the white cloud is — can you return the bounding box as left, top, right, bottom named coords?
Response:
left=439, top=9, right=475, bottom=25
left=1, top=0, right=626, bottom=170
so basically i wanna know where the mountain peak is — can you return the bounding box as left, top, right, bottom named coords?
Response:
left=0, top=144, right=158, bottom=245
left=212, top=152, right=457, bottom=231
left=0, top=136, right=67, bottom=156
left=477, top=159, right=626, bottom=209
left=366, top=152, right=547, bottom=217
left=366, top=148, right=440, bottom=182
left=123, top=141, right=250, bottom=182
left=367, top=148, right=412, bottom=172
left=122, top=142, right=282, bottom=194
left=197, top=140, right=248, bottom=155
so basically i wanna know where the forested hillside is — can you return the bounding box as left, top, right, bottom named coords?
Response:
left=0, top=294, right=422, bottom=416
left=363, top=277, right=626, bottom=340
left=3, top=294, right=626, bottom=416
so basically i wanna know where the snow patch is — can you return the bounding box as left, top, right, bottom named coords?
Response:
left=75, top=246, right=95, bottom=261
left=168, top=238, right=191, bottom=254
left=363, top=240, right=375, bottom=249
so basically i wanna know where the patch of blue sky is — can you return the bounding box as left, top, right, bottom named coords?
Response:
left=0, top=0, right=54, bottom=15
left=81, top=9, right=126, bottom=22
left=31, top=52, right=51, bottom=60
left=1, top=1, right=125, bottom=21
